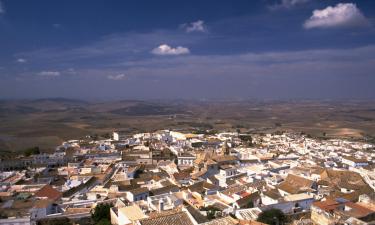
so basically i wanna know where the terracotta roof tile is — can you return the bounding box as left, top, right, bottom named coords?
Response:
left=35, top=185, right=62, bottom=201
left=139, top=211, right=194, bottom=225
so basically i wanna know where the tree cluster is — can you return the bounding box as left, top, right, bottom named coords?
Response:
left=257, top=208, right=287, bottom=225
left=23, top=146, right=40, bottom=157
left=91, top=203, right=113, bottom=225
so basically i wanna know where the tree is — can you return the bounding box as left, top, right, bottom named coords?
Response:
left=200, top=206, right=222, bottom=220
left=24, top=147, right=40, bottom=157
left=91, top=203, right=113, bottom=224
left=239, top=134, right=253, bottom=147
left=246, top=201, right=254, bottom=208
left=91, top=134, right=99, bottom=141
left=96, top=219, right=112, bottom=225
left=37, top=218, right=73, bottom=225
left=257, top=208, right=286, bottom=225
left=101, top=133, right=112, bottom=139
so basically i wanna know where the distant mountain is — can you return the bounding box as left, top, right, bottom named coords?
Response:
left=110, top=102, right=185, bottom=116
left=0, top=98, right=89, bottom=115
left=30, top=98, right=88, bottom=104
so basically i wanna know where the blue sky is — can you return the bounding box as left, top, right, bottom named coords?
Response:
left=0, top=0, right=375, bottom=100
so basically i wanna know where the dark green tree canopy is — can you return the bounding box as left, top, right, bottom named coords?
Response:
left=24, top=146, right=40, bottom=157
left=257, top=208, right=286, bottom=225
left=91, top=203, right=113, bottom=224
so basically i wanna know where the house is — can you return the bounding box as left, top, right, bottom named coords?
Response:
left=138, top=210, right=196, bottom=225
left=235, top=207, right=263, bottom=221
left=219, top=165, right=238, bottom=178
left=147, top=192, right=184, bottom=212
left=190, top=139, right=203, bottom=148
left=212, top=155, right=238, bottom=166
left=311, top=199, right=375, bottom=225
left=113, top=131, right=127, bottom=141
left=233, top=191, right=261, bottom=209
left=111, top=204, right=147, bottom=225
left=30, top=199, right=60, bottom=220
left=218, top=185, right=252, bottom=204
left=319, top=169, right=373, bottom=201
left=126, top=187, right=149, bottom=202
left=177, top=153, right=196, bottom=168
left=87, top=185, right=109, bottom=200
left=342, top=156, right=369, bottom=168
left=206, top=176, right=220, bottom=186
left=34, top=185, right=62, bottom=201
left=283, top=193, right=315, bottom=212
left=261, top=188, right=282, bottom=205
left=113, top=165, right=139, bottom=181
left=173, top=171, right=192, bottom=186
left=277, top=174, right=317, bottom=196
left=80, top=166, right=101, bottom=174
left=155, top=130, right=173, bottom=143
left=201, top=216, right=238, bottom=225
left=188, top=181, right=219, bottom=195
left=150, top=184, right=180, bottom=196
left=158, top=161, right=179, bottom=175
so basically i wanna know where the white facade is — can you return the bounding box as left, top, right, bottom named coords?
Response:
left=147, top=192, right=183, bottom=212
left=126, top=190, right=149, bottom=202
left=177, top=156, right=195, bottom=166
left=113, top=132, right=127, bottom=141
left=342, top=157, right=369, bottom=168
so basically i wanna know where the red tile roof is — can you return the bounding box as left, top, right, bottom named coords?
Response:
left=312, top=199, right=340, bottom=212
left=35, top=184, right=62, bottom=201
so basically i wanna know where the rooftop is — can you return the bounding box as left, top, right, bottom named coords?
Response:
left=139, top=211, right=195, bottom=225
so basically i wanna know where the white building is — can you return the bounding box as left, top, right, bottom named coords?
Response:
left=177, top=153, right=196, bottom=167
left=113, top=132, right=127, bottom=141
left=111, top=204, right=147, bottom=225
left=342, top=156, right=369, bottom=168
left=30, top=200, right=60, bottom=220
left=147, top=192, right=184, bottom=212
left=126, top=187, right=149, bottom=202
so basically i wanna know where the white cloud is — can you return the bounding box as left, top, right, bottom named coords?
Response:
left=269, top=0, right=310, bottom=10
left=38, top=71, right=61, bottom=77
left=0, top=1, right=5, bottom=14
left=304, top=3, right=369, bottom=29
left=151, top=44, right=190, bottom=56
left=183, top=20, right=206, bottom=33
left=17, top=58, right=27, bottom=63
left=107, top=74, right=126, bottom=80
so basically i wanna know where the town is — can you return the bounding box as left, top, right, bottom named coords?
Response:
left=1, top=130, right=375, bottom=225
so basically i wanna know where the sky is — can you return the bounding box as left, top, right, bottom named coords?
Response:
left=0, top=0, right=375, bottom=100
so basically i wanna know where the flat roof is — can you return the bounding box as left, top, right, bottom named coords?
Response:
left=284, top=193, right=314, bottom=202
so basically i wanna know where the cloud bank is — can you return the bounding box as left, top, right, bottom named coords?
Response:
left=304, top=3, right=369, bottom=29
left=4, top=45, right=375, bottom=99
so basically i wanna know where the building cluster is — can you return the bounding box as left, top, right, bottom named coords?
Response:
left=1, top=130, right=375, bottom=225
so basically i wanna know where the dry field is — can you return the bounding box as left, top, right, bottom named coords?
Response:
left=0, top=99, right=375, bottom=155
